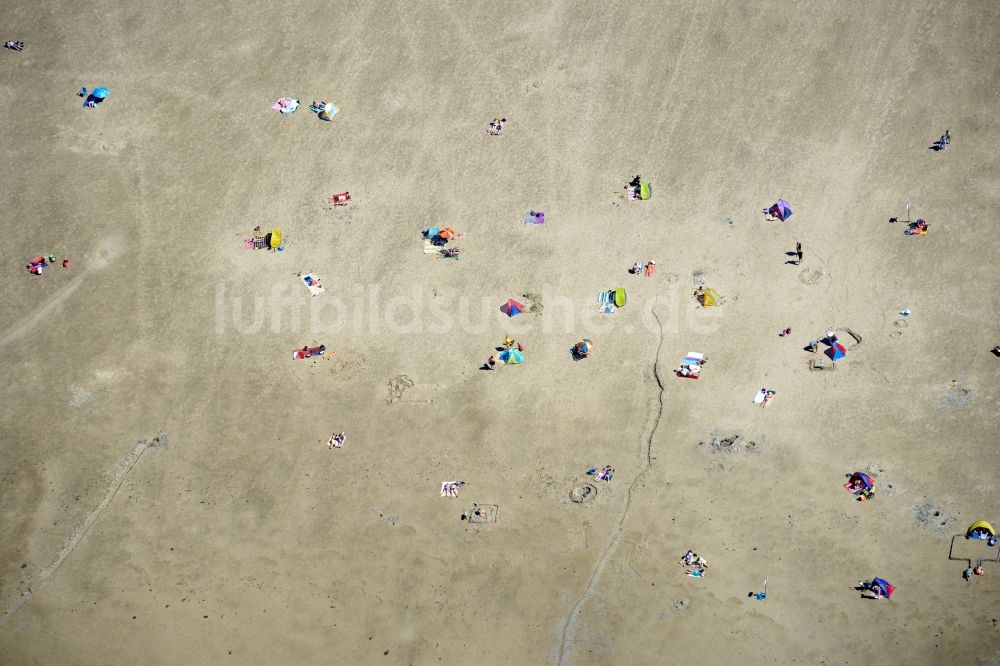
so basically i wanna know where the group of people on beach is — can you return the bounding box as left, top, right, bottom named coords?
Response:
left=681, top=549, right=709, bottom=577
left=931, top=129, right=951, bottom=151
left=484, top=336, right=524, bottom=370
left=629, top=260, right=656, bottom=276
left=25, top=254, right=69, bottom=275
left=624, top=174, right=645, bottom=200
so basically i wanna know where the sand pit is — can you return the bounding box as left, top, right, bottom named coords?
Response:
left=1, top=2, right=999, bottom=665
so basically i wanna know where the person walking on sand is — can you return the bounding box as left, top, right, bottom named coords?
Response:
left=795, top=242, right=803, bottom=264
left=486, top=355, right=497, bottom=370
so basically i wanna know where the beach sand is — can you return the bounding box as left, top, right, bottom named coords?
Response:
left=1, top=1, right=999, bottom=663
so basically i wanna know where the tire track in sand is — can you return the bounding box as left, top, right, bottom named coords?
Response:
left=0, top=437, right=154, bottom=624
left=555, top=303, right=666, bottom=664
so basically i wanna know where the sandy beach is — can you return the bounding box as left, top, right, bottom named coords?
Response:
left=1, top=1, right=999, bottom=663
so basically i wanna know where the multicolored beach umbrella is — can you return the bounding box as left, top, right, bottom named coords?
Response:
left=500, top=299, right=524, bottom=317
left=850, top=471, right=875, bottom=491
left=871, top=578, right=895, bottom=599
left=825, top=342, right=847, bottom=361
left=768, top=199, right=793, bottom=221
left=498, top=348, right=523, bottom=365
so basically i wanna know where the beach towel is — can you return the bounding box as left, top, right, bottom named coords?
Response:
left=273, top=97, right=299, bottom=114
left=423, top=239, right=441, bottom=254
left=683, top=352, right=704, bottom=366
left=753, top=388, right=767, bottom=405
left=598, top=291, right=616, bottom=314
left=301, top=273, right=325, bottom=296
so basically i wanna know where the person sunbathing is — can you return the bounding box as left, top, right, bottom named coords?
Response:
left=4, top=41, right=24, bottom=51
left=681, top=550, right=696, bottom=565
left=443, top=481, right=465, bottom=497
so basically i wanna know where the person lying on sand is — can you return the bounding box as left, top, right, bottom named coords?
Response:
left=4, top=41, right=24, bottom=51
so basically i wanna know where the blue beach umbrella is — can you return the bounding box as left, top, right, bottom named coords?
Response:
left=91, top=87, right=109, bottom=99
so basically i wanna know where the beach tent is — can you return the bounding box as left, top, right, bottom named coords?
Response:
left=849, top=472, right=875, bottom=491
left=318, top=102, right=339, bottom=121
left=825, top=342, right=847, bottom=361
left=500, top=299, right=524, bottom=317
left=968, top=520, right=996, bottom=538
left=702, top=288, right=721, bottom=307
left=498, top=348, right=523, bottom=365
left=768, top=199, right=793, bottom=221
left=269, top=229, right=282, bottom=249
left=614, top=288, right=626, bottom=307
left=871, top=578, right=895, bottom=599
left=639, top=182, right=652, bottom=200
